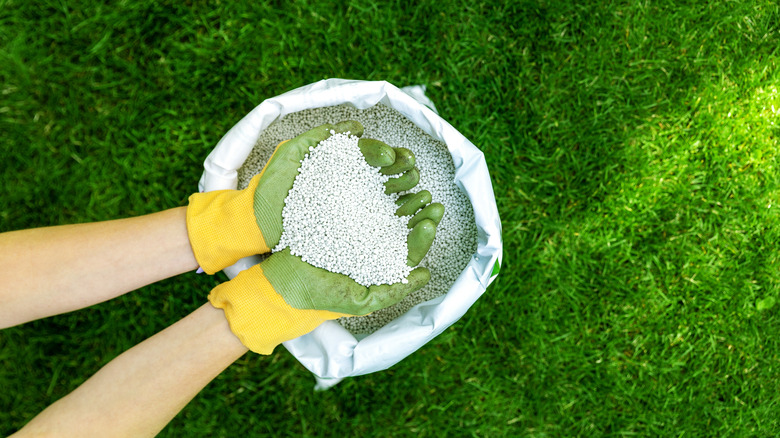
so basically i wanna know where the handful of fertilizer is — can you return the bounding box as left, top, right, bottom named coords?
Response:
left=274, top=129, right=440, bottom=288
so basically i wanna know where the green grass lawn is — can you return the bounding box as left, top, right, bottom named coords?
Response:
left=2, top=0, right=780, bottom=436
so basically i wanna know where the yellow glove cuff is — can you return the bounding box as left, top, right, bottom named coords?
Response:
left=208, top=264, right=347, bottom=355
left=186, top=175, right=269, bottom=274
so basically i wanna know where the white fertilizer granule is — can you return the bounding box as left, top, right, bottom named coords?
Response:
left=273, top=131, right=412, bottom=287
left=238, top=104, right=478, bottom=334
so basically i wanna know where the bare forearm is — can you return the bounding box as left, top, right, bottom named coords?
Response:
left=13, top=303, right=248, bottom=438
left=0, top=207, right=199, bottom=328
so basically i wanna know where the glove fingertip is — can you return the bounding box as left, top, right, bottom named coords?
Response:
left=406, top=266, right=431, bottom=291
left=358, top=138, right=396, bottom=167
left=407, top=219, right=436, bottom=266
left=334, top=120, right=364, bottom=137
left=395, top=190, right=432, bottom=216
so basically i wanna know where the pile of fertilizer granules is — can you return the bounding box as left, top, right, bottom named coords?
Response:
left=237, top=104, right=478, bottom=334
left=273, top=130, right=413, bottom=287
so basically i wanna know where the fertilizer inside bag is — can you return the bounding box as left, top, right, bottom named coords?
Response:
left=199, top=79, right=502, bottom=389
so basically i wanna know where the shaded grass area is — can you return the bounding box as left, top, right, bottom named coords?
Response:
left=2, top=0, right=780, bottom=436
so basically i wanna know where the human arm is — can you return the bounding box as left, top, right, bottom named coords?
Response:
left=0, top=207, right=199, bottom=329
left=10, top=254, right=427, bottom=437
left=5, top=120, right=439, bottom=435
left=0, top=120, right=427, bottom=330
left=10, top=303, right=247, bottom=438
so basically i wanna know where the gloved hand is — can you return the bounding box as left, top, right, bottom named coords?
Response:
left=208, top=254, right=430, bottom=354
left=209, top=204, right=441, bottom=353
left=207, top=262, right=349, bottom=355
left=209, top=178, right=444, bottom=354
left=186, top=121, right=421, bottom=274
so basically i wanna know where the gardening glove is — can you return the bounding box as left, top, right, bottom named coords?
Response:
left=186, top=121, right=421, bottom=274
left=208, top=262, right=348, bottom=355
left=208, top=258, right=431, bottom=354
left=209, top=196, right=442, bottom=354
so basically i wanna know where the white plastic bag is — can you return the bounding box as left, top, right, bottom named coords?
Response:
left=199, top=79, right=502, bottom=389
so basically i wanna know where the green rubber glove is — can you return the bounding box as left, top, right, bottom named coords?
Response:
left=260, top=249, right=431, bottom=315
left=262, top=196, right=442, bottom=315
